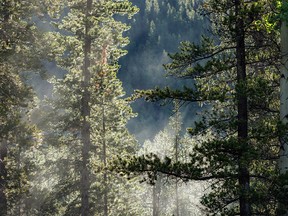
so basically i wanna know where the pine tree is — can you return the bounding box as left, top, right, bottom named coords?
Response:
left=0, top=1, right=44, bottom=214
left=38, top=0, right=140, bottom=215
left=116, top=1, right=282, bottom=215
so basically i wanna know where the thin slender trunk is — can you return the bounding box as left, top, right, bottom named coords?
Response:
left=174, top=105, right=180, bottom=216
left=152, top=175, right=161, bottom=216
left=102, top=85, right=108, bottom=216
left=175, top=183, right=179, bottom=216
left=103, top=131, right=108, bottom=216
left=80, top=0, right=92, bottom=215
left=279, top=7, right=288, bottom=215
left=0, top=140, right=7, bottom=216
left=175, top=159, right=179, bottom=216
left=17, top=145, right=21, bottom=216
left=152, top=185, right=158, bottom=216
left=235, top=0, right=250, bottom=215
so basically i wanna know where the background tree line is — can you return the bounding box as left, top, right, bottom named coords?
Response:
left=115, top=0, right=288, bottom=215
left=2, top=0, right=288, bottom=216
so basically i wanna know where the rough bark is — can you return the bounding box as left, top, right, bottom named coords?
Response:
left=279, top=5, right=288, bottom=177
left=80, top=0, right=92, bottom=215
left=235, top=0, right=251, bottom=215
left=279, top=7, right=288, bottom=215
left=0, top=140, right=7, bottom=216
left=0, top=2, right=10, bottom=214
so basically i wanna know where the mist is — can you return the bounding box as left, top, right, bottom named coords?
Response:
left=119, top=0, right=203, bottom=144
left=1, top=0, right=208, bottom=215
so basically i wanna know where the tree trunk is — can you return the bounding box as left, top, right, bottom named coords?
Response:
left=0, top=140, right=7, bottom=216
left=279, top=4, right=288, bottom=178
left=0, top=3, right=9, bottom=214
left=279, top=7, right=288, bottom=215
left=152, top=175, right=161, bottom=216
left=80, top=0, right=92, bottom=215
left=174, top=103, right=180, bottom=216
left=175, top=155, right=179, bottom=216
left=175, top=161, right=179, bottom=216
left=235, top=0, right=251, bottom=215
left=17, top=144, right=22, bottom=216
left=102, top=87, right=108, bottom=216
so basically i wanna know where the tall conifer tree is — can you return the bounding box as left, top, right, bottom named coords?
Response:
left=117, top=0, right=282, bottom=214
left=0, top=1, right=43, bottom=214
left=39, top=0, right=140, bottom=215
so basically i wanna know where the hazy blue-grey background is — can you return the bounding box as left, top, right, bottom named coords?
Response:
left=118, top=0, right=203, bottom=143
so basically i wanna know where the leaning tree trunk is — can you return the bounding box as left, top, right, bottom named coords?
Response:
left=235, top=0, right=251, bottom=215
left=80, top=0, right=92, bottom=215
left=279, top=8, right=288, bottom=215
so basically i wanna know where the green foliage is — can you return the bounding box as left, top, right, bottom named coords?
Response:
left=0, top=1, right=45, bottom=215
left=35, top=0, right=143, bottom=215
left=116, top=0, right=284, bottom=215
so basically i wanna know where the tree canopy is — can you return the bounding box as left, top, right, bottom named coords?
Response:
left=114, top=0, right=288, bottom=215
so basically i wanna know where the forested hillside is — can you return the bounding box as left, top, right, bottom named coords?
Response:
left=119, top=0, right=203, bottom=143
left=1, top=0, right=288, bottom=216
